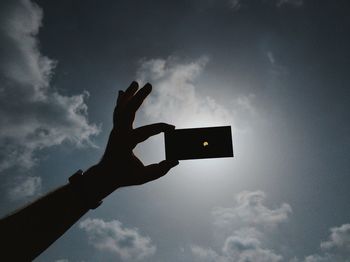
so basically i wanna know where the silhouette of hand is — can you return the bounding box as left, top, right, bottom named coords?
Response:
left=95, top=81, right=179, bottom=192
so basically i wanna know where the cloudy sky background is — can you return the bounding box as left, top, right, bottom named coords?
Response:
left=0, top=0, right=349, bottom=261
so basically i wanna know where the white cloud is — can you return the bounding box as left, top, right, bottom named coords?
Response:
left=137, top=56, right=223, bottom=127
left=300, top=224, right=350, bottom=262
left=193, top=191, right=350, bottom=262
left=320, top=224, right=350, bottom=251
left=192, top=191, right=289, bottom=261
left=223, top=235, right=283, bottom=262
left=0, top=0, right=99, bottom=172
left=303, top=254, right=333, bottom=262
left=192, top=236, right=283, bottom=262
left=213, top=191, right=292, bottom=231
left=192, top=245, right=226, bottom=262
left=79, top=218, right=156, bottom=261
left=8, top=176, right=41, bottom=200
left=137, top=56, right=255, bottom=132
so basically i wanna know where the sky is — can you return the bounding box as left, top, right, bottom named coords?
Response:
left=0, top=0, right=350, bottom=261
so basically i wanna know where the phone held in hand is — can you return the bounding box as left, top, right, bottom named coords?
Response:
left=164, top=126, right=233, bottom=160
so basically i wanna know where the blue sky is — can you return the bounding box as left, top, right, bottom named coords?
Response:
left=0, top=0, right=350, bottom=261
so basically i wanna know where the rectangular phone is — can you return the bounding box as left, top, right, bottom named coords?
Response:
left=164, top=126, right=233, bottom=160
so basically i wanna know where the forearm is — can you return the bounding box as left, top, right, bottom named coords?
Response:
left=0, top=166, right=112, bottom=261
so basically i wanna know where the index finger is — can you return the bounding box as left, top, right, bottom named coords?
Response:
left=133, top=123, right=175, bottom=144
left=126, top=83, right=152, bottom=116
left=120, top=83, right=152, bottom=129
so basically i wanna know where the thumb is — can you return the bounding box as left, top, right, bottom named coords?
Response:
left=143, top=160, right=179, bottom=183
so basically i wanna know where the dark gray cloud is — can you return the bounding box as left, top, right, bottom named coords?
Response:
left=276, top=0, right=303, bottom=7
left=229, top=0, right=304, bottom=10
left=0, top=0, right=99, bottom=172
left=7, top=176, right=41, bottom=200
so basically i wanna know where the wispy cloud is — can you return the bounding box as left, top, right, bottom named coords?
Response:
left=192, top=237, right=283, bottom=262
left=212, top=191, right=292, bottom=230
left=192, top=191, right=290, bottom=262
left=137, top=56, right=256, bottom=133
left=137, top=56, right=220, bottom=127
left=79, top=218, right=156, bottom=261
left=301, top=224, right=350, bottom=262
left=191, top=190, right=350, bottom=261
left=8, top=176, right=41, bottom=200
left=230, top=0, right=242, bottom=10
left=266, top=50, right=289, bottom=77
left=276, top=0, right=304, bottom=8
left=321, top=224, right=350, bottom=251
left=0, top=0, right=99, bottom=172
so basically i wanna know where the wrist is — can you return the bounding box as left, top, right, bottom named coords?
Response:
left=83, top=164, right=119, bottom=200
left=68, top=169, right=103, bottom=210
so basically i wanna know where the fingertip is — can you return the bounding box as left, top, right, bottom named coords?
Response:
left=163, top=159, right=179, bottom=168
left=144, top=83, right=152, bottom=92
left=160, top=123, right=175, bottom=132
left=166, top=124, right=176, bottom=130
left=117, top=90, right=125, bottom=105
left=126, top=81, right=139, bottom=94
left=172, top=160, right=180, bottom=166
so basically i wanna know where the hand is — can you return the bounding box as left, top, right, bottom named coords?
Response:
left=91, top=81, right=179, bottom=196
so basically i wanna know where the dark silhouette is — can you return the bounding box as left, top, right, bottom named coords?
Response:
left=165, top=126, right=233, bottom=160
left=0, top=81, right=179, bottom=261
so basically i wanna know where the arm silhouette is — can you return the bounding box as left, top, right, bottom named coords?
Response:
left=0, top=81, right=179, bottom=261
